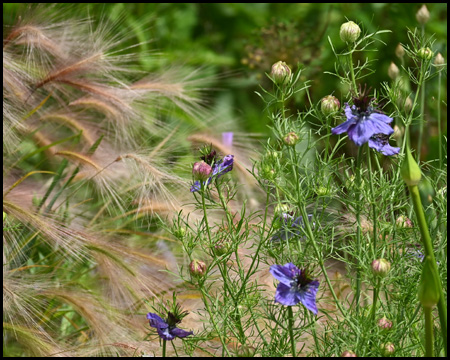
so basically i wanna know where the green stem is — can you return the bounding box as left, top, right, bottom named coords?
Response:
left=424, top=306, right=434, bottom=357
left=437, top=71, right=442, bottom=168
left=288, top=306, right=296, bottom=357
left=348, top=45, right=358, bottom=95
left=366, top=148, right=377, bottom=256
left=370, top=278, right=381, bottom=323
left=162, top=339, right=166, bottom=357
left=417, top=66, right=426, bottom=161
left=354, top=146, right=364, bottom=314
left=200, top=182, right=213, bottom=245
left=409, top=185, right=447, bottom=355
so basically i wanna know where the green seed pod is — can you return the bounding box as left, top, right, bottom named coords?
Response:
left=418, top=256, right=440, bottom=308
left=401, top=146, right=422, bottom=186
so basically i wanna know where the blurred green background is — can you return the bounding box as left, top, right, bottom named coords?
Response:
left=4, top=3, right=447, bottom=160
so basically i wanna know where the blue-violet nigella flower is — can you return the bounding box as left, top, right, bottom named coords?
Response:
left=271, top=213, right=314, bottom=243
left=332, top=91, right=394, bottom=146
left=270, top=263, right=319, bottom=315
left=368, top=134, right=400, bottom=156
left=146, top=312, right=193, bottom=341
left=191, top=154, right=234, bottom=192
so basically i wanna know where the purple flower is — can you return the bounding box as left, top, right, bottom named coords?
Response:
left=146, top=312, right=193, bottom=341
left=191, top=154, right=234, bottom=192
left=332, top=93, right=394, bottom=146
left=222, top=132, right=234, bottom=148
left=368, top=134, right=400, bottom=156
left=270, top=263, right=319, bottom=315
left=271, top=213, right=314, bottom=243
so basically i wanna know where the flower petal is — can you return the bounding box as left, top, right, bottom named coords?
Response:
left=297, top=280, right=320, bottom=315
left=157, top=326, right=175, bottom=341
left=331, top=119, right=356, bottom=135
left=147, top=313, right=167, bottom=329
left=348, top=117, right=393, bottom=146
left=170, top=327, right=194, bottom=338
left=274, top=283, right=300, bottom=306
left=368, top=138, right=399, bottom=156
left=369, top=112, right=393, bottom=124
left=270, top=263, right=297, bottom=286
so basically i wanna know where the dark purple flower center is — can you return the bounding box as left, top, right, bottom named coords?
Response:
left=293, top=269, right=314, bottom=289
left=371, top=133, right=390, bottom=143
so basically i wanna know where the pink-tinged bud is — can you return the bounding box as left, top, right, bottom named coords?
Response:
left=213, top=238, right=231, bottom=256
left=388, top=62, right=400, bottom=80
left=340, top=21, right=361, bottom=43
left=189, top=259, right=207, bottom=278
left=341, top=350, right=357, bottom=357
left=321, top=95, right=340, bottom=115
left=393, top=125, right=404, bottom=143
left=416, top=5, right=430, bottom=25
left=380, top=342, right=395, bottom=356
left=192, top=161, right=212, bottom=181
left=417, top=47, right=434, bottom=61
left=395, top=43, right=405, bottom=59
left=270, top=61, right=292, bottom=85
left=396, top=215, right=412, bottom=228
left=371, top=259, right=391, bottom=278
left=434, top=52, right=445, bottom=67
left=283, top=132, right=300, bottom=146
left=377, top=317, right=393, bottom=330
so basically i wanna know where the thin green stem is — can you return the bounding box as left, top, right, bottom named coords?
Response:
left=437, top=71, right=442, bottom=168
left=162, top=339, right=166, bottom=357
left=200, top=182, right=213, bottom=245
left=288, top=306, right=296, bottom=357
left=409, top=185, right=447, bottom=356
left=424, top=306, right=434, bottom=357
left=417, top=65, right=426, bottom=161
left=348, top=45, right=358, bottom=95
left=354, top=145, right=364, bottom=315
left=370, top=278, right=381, bottom=323
left=366, top=148, right=377, bottom=256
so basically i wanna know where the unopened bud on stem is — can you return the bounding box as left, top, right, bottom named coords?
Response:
left=416, top=5, right=430, bottom=25
left=340, top=21, right=361, bottom=43
left=270, top=61, right=292, bottom=85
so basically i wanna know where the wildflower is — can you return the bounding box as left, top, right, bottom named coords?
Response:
left=321, top=95, right=340, bottom=115
left=332, top=91, right=394, bottom=147
left=222, top=132, right=234, bottom=148
left=339, top=21, right=361, bottom=43
left=388, top=62, right=399, bottom=80
left=271, top=213, right=314, bottom=243
left=190, top=154, right=234, bottom=192
left=341, top=350, right=357, bottom=357
left=371, top=259, right=391, bottom=278
left=270, top=263, right=319, bottom=314
left=377, top=316, right=393, bottom=330
left=146, top=311, right=193, bottom=341
left=368, top=134, right=400, bottom=156
left=416, top=5, right=430, bottom=25
left=270, top=61, right=292, bottom=85
left=192, top=161, right=212, bottom=181
left=189, top=259, right=207, bottom=278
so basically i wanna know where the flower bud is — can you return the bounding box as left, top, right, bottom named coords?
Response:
left=388, top=62, right=400, bottom=80
left=340, top=21, right=361, bottom=43
left=189, top=259, right=207, bottom=278
left=270, top=61, right=292, bottom=85
left=416, top=5, right=430, bottom=25
left=192, top=161, right=212, bottom=181
left=371, top=259, right=391, bottom=278
left=274, top=204, right=290, bottom=216
left=393, top=125, right=404, bottom=143
left=174, top=226, right=186, bottom=239
left=341, top=350, right=357, bottom=357
left=316, top=186, right=330, bottom=197
left=265, top=150, right=280, bottom=162
left=262, top=166, right=276, bottom=180
left=396, top=215, right=412, bottom=228
left=434, top=52, right=444, bottom=65
left=418, top=256, right=440, bottom=308
left=401, top=146, right=422, bottom=186
left=380, top=342, right=395, bottom=356
left=377, top=316, right=393, bottom=330
left=404, top=97, right=413, bottom=113
left=235, top=344, right=256, bottom=357
left=321, top=95, right=340, bottom=115
left=213, top=238, right=231, bottom=256
left=283, top=132, right=299, bottom=146
left=395, top=43, right=405, bottom=59
left=417, top=47, right=434, bottom=61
